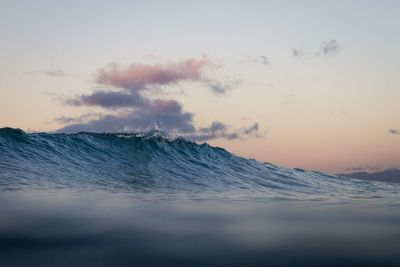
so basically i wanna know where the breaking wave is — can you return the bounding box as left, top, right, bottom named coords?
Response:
left=0, top=127, right=398, bottom=199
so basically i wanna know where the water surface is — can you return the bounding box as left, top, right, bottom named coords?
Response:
left=1, top=128, right=399, bottom=266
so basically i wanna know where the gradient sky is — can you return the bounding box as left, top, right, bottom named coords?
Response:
left=1, top=0, right=400, bottom=173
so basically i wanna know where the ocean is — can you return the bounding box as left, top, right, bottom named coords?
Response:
left=1, top=127, right=399, bottom=266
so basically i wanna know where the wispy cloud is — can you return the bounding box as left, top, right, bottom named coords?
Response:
left=292, top=49, right=304, bottom=57
left=53, top=113, right=103, bottom=124
left=292, top=40, right=342, bottom=58
left=199, top=121, right=227, bottom=133
left=388, top=129, right=400, bottom=135
left=96, top=58, right=211, bottom=91
left=65, top=91, right=146, bottom=109
left=25, top=69, right=65, bottom=77
left=187, top=122, right=263, bottom=142
left=205, top=78, right=241, bottom=95
left=239, top=56, right=270, bottom=67
left=247, top=56, right=270, bottom=67
left=321, top=40, right=341, bottom=56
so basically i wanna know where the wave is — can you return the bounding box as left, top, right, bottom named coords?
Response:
left=0, top=127, right=398, bottom=199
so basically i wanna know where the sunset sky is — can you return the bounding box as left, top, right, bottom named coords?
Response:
left=1, top=0, right=400, bottom=173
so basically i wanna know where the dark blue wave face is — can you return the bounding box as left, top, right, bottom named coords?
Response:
left=0, top=127, right=398, bottom=199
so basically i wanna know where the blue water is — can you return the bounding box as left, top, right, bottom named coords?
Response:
left=1, top=127, right=400, bottom=266
left=1, top=127, right=397, bottom=198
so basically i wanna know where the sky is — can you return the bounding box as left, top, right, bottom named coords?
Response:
left=1, top=0, right=400, bottom=173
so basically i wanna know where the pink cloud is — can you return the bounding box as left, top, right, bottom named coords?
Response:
left=96, top=58, right=211, bottom=91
